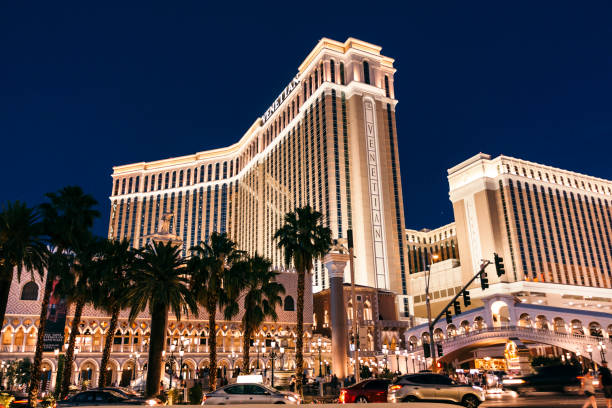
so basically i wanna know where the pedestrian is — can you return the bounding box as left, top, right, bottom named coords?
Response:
left=331, top=374, right=338, bottom=393
left=581, top=369, right=598, bottom=408
left=289, top=375, right=296, bottom=393
left=599, top=362, right=612, bottom=408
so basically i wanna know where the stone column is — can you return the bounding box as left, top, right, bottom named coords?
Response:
left=324, top=253, right=350, bottom=380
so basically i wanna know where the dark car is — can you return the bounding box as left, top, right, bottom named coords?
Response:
left=57, top=390, right=159, bottom=406
left=502, top=364, right=582, bottom=394
left=94, top=387, right=143, bottom=399
left=339, top=379, right=390, bottom=403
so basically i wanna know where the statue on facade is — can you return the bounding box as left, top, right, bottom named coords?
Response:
left=159, top=212, right=173, bottom=234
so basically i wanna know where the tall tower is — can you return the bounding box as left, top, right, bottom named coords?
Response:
left=107, top=38, right=410, bottom=316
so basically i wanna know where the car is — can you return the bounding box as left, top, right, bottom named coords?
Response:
left=56, top=390, right=159, bottom=406
left=94, top=387, right=144, bottom=399
left=339, top=379, right=390, bottom=403
left=387, top=373, right=485, bottom=408
left=502, top=364, right=582, bottom=394
left=201, top=383, right=301, bottom=405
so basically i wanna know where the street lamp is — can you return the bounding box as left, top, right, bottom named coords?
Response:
left=268, top=341, right=280, bottom=388
left=598, top=341, right=608, bottom=364
left=255, top=340, right=261, bottom=371
left=382, top=344, right=389, bottom=370
left=395, top=349, right=400, bottom=373
left=411, top=354, right=416, bottom=373
left=314, top=338, right=323, bottom=377
left=229, top=351, right=238, bottom=377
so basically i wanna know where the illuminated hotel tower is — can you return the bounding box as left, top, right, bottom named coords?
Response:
left=449, top=153, right=612, bottom=291
left=108, top=38, right=410, bottom=314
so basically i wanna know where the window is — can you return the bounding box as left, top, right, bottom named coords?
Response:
left=384, top=75, right=390, bottom=97
left=284, top=296, right=295, bottom=311
left=340, top=62, right=345, bottom=85
left=330, top=59, right=336, bottom=83
left=363, top=61, right=370, bottom=84
left=20, top=281, right=38, bottom=300
left=224, top=385, right=245, bottom=395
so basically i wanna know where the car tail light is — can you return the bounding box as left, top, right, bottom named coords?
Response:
left=201, top=395, right=207, bottom=404
left=389, top=385, right=402, bottom=391
left=339, top=389, right=347, bottom=403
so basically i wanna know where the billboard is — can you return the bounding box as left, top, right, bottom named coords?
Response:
left=43, top=277, right=67, bottom=352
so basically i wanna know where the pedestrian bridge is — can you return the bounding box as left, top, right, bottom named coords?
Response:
left=405, top=294, right=612, bottom=365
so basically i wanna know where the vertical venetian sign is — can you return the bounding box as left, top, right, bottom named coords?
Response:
left=43, top=277, right=67, bottom=352
left=364, top=98, right=389, bottom=289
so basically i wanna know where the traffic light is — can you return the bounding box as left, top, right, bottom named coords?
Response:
left=453, top=300, right=461, bottom=315
left=436, top=343, right=444, bottom=357
left=462, top=290, right=471, bottom=307
left=494, top=253, right=505, bottom=277
left=347, top=229, right=354, bottom=249
left=480, top=271, right=489, bottom=290
left=445, top=309, right=453, bottom=324
left=423, top=343, right=431, bottom=358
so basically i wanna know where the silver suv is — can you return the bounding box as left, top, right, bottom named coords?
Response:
left=387, top=373, right=485, bottom=408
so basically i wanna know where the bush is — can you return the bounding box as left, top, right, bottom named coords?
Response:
left=0, top=393, right=15, bottom=408
left=166, top=388, right=181, bottom=405
left=188, top=383, right=203, bottom=404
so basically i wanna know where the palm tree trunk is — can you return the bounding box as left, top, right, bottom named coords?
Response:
left=241, top=329, right=251, bottom=373
left=99, top=305, right=120, bottom=387
left=145, top=302, right=168, bottom=398
left=60, top=300, right=84, bottom=397
left=0, top=270, right=13, bottom=333
left=295, top=269, right=305, bottom=396
left=28, top=271, right=54, bottom=407
left=208, top=295, right=218, bottom=391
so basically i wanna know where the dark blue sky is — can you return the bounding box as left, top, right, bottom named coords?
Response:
left=2, top=2, right=611, bottom=237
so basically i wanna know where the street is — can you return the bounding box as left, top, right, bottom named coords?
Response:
left=482, top=392, right=610, bottom=408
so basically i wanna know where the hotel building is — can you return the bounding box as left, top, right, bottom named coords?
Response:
left=107, top=38, right=410, bottom=314
left=410, top=153, right=612, bottom=319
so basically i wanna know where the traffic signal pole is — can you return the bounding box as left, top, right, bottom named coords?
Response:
left=430, top=260, right=491, bottom=330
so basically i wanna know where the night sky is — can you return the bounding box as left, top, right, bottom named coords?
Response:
left=2, top=2, right=611, bottom=238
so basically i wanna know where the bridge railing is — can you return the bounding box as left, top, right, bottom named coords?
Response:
left=409, top=325, right=611, bottom=353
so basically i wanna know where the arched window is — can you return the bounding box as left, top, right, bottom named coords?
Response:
left=283, top=296, right=295, bottom=311
left=363, top=61, right=370, bottom=84
left=20, top=281, right=38, bottom=300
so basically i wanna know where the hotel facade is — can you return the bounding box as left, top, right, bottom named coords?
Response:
left=409, top=153, right=612, bottom=322
left=107, top=38, right=410, bottom=313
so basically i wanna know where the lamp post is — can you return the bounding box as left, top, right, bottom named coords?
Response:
left=395, top=349, right=400, bottom=373
left=166, top=341, right=178, bottom=389
left=279, top=346, right=285, bottom=372
left=382, top=344, right=388, bottom=371
left=255, top=340, right=261, bottom=371
left=268, top=341, right=280, bottom=388
left=411, top=354, right=416, bottom=373
left=598, top=341, right=607, bottom=364
left=586, top=345, right=594, bottom=370
left=315, top=338, right=323, bottom=378
left=424, top=254, right=440, bottom=372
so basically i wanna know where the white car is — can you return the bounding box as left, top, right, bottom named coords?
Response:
left=202, top=383, right=301, bottom=405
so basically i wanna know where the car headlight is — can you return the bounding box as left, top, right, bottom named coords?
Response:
left=285, top=395, right=297, bottom=402
left=146, top=399, right=158, bottom=406
left=472, top=386, right=484, bottom=392
left=502, top=378, right=525, bottom=385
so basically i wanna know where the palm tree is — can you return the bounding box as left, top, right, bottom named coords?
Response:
left=0, top=201, right=46, bottom=331
left=28, top=186, right=99, bottom=407
left=188, top=232, right=244, bottom=391
left=93, top=239, right=135, bottom=388
left=126, top=240, right=197, bottom=398
left=59, top=237, right=105, bottom=398
left=237, top=254, right=285, bottom=373
left=274, top=206, right=331, bottom=394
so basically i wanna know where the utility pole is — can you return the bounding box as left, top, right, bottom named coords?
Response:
left=347, top=230, right=360, bottom=383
